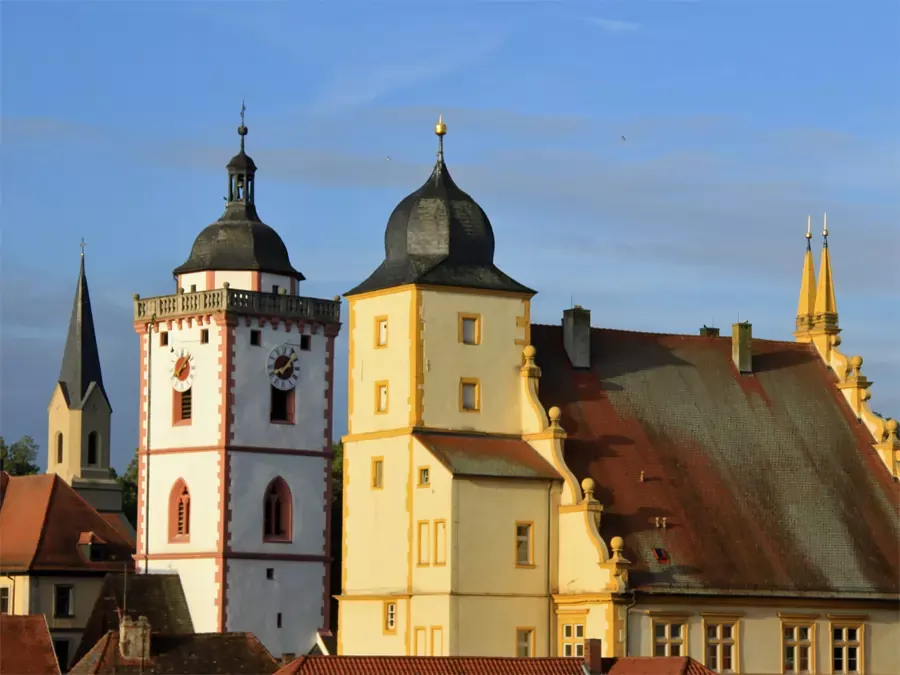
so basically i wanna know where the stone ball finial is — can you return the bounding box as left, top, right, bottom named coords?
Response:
left=831, top=334, right=842, bottom=346
left=132, top=293, right=140, bottom=300
left=523, top=345, right=536, bottom=359
left=862, top=389, right=872, bottom=401
left=886, top=419, right=899, bottom=435
left=223, top=281, right=231, bottom=289
left=581, top=477, right=595, bottom=494
left=548, top=406, right=561, bottom=423
left=333, top=295, right=341, bottom=302
left=610, top=536, right=624, bottom=553
left=851, top=355, right=863, bottom=370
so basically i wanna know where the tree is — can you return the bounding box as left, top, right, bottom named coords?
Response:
left=109, top=450, right=139, bottom=528
left=0, top=436, right=41, bottom=476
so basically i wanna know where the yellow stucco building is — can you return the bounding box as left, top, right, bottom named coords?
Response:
left=337, top=120, right=900, bottom=674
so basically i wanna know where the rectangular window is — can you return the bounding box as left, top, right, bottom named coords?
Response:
left=200, top=329, right=209, bottom=344
left=372, top=458, right=384, bottom=489
left=430, top=626, right=444, bottom=656
left=515, top=522, right=533, bottom=566
left=516, top=628, right=535, bottom=658
left=831, top=624, right=862, bottom=674
left=375, top=381, right=389, bottom=414
left=653, top=620, right=686, bottom=657
left=783, top=623, right=814, bottom=674
left=54, top=585, right=74, bottom=618
left=300, top=334, right=311, bottom=351
left=434, top=520, right=447, bottom=565
left=277, top=612, right=282, bottom=628
left=375, top=316, right=389, bottom=348
left=460, top=378, right=480, bottom=412
left=270, top=386, right=295, bottom=423
left=0, top=587, right=9, bottom=614
left=174, top=388, right=192, bottom=425
left=417, top=521, right=430, bottom=565
left=559, top=615, right=587, bottom=657
left=250, top=330, right=262, bottom=346
left=160, top=332, right=169, bottom=347
left=52, top=640, right=69, bottom=670
left=266, top=568, right=275, bottom=580
left=190, top=284, right=197, bottom=292
left=383, top=601, right=397, bottom=634
left=704, top=620, right=737, bottom=672
left=272, top=285, right=280, bottom=294
left=459, top=313, right=481, bottom=345
left=417, top=467, right=430, bottom=486
left=415, top=627, right=427, bottom=655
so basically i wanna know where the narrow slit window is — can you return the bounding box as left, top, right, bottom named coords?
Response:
left=384, top=602, right=397, bottom=633
left=87, top=432, right=99, bottom=465
left=515, top=522, right=533, bottom=566
left=200, top=329, right=209, bottom=344
left=372, top=459, right=384, bottom=488
left=300, top=335, right=311, bottom=351
left=160, top=332, right=169, bottom=347
left=375, top=317, right=388, bottom=347
left=375, top=382, right=389, bottom=413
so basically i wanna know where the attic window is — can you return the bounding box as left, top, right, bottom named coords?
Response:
left=251, top=330, right=262, bottom=346
left=653, top=548, right=671, bottom=564
left=300, top=335, right=311, bottom=351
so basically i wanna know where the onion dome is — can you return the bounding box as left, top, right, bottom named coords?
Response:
left=173, top=107, right=304, bottom=280
left=346, top=116, right=533, bottom=296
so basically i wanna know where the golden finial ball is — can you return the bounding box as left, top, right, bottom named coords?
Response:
left=581, top=477, right=595, bottom=494
left=523, top=345, right=536, bottom=359
left=850, top=355, right=863, bottom=370
left=548, top=406, right=561, bottom=422
left=610, top=536, right=624, bottom=552
left=886, top=419, right=898, bottom=434
left=435, top=115, right=447, bottom=137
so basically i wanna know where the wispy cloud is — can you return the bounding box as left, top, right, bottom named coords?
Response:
left=588, top=17, right=641, bottom=32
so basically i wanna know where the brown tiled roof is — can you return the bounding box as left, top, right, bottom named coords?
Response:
left=0, top=615, right=62, bottom=675
left=71, top=572, right=194, bottom=668
left=0, top=472, right=135, bottom=573
left=276, top=655, right=715, bottom=675
left=69, top=631, right=279, bottom=674
left=531, top=325, right=900, bottom=597
left=99, top=511, right=137, bottom=545
left=415, top=431, right=562, bottom=480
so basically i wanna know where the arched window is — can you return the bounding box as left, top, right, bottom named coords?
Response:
left=56, top=433, right=64, bottom=464
left=263, top=477, right=292, bottom=542
left=87, top=432, right=99, bottom=465
left=168, top=479, right=191, bottom=542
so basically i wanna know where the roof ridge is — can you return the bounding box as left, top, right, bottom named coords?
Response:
left=531, top=322, right=812, bottom=347
left=27, top=474, right=59, bottom=572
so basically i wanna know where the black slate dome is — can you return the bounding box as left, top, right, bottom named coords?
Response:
left=173, top=124, right=304, bottom=280
left=346, top=122, right=533, bottom=297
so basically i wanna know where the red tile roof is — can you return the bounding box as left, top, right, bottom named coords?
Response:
left=531, top=325, right=900, bottom=597
left=0, top=615, right=62, bottom=674
left=415, top=431, right=562, bottom=480
left=275, top=655, right=716, bottom=675
left=69, top=631, right=279, bottom=674
left=0, top=472, right=135, bottom=573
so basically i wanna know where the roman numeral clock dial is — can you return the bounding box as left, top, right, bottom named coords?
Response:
left=267, top=344, right=300, bottom=390
left=170, top=348, right=194, bottom=392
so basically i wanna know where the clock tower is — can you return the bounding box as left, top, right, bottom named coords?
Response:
left=132, top=113, right=341, bottom=658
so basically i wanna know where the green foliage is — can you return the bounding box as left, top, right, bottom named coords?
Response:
left=109, top=450, right=139, bottom=528
left=0, top=435, right=41, bottom=476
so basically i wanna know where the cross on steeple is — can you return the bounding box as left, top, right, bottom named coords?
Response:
left=80, top=238, right=87, bottom=257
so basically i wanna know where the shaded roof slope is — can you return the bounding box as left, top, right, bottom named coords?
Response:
left=71, top=572, right=194, bottom=667
left=0, top=615, right=62, bottom=675
left=531, top=325, right=900, bottom=597
left=415, top=431, right=561, bottom=481
left=0, top=472, right=135, bottom=572
left=70, top=631, right=278, bottom=674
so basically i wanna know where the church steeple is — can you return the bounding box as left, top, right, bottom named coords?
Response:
left=794, top=216, right=817, bottom=342
left=812, top=213, right=838, bottom=330
left=58, top=241, right=108, bottom=409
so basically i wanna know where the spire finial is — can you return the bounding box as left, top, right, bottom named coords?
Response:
left=80, top=237, right=86, bottom=259
left=805, top=215, right=812, bottom=250
left=823, top=212, right=828, bottom=242
left=238, top=100, right=248, bottom=152
left=435, top=114, right=447, bottom=162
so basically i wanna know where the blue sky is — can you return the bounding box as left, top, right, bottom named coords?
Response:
left=2, top=0, right=898, bottom=472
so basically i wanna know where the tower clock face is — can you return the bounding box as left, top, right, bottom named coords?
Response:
left=267, top=345, right=300, bottom=390
left=170, top=349, right=194, bottom=392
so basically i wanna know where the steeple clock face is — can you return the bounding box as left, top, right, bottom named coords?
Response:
left=170, top=349, right=194, bottom=392
left=267, top=345, right=300, bottom=390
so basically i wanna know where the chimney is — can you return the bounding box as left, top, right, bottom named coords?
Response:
left=119, top=615, right=151, bottom=661
left=562, top=306, right=592, bottom=369
left=583, top=638, right=603, bottom=674
left=732, top=322, right=752, bottom=374
left=699, top=325, right=720, bottom=337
